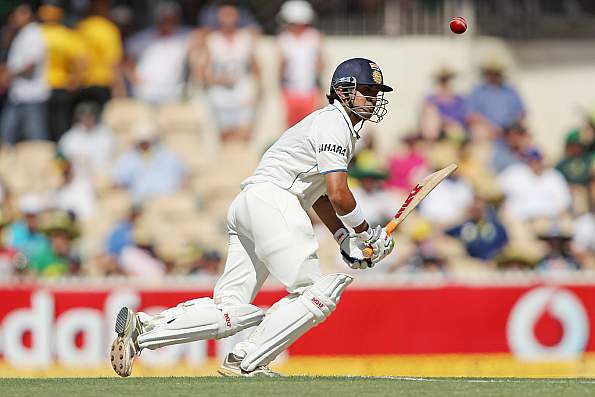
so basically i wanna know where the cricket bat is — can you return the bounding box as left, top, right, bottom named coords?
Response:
left=362, top=163, right=458, bottom=258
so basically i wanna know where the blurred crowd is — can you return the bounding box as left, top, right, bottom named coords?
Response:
left=341, top=62, right=595, bottom=274
left=0, top=0, right=593, bottom=279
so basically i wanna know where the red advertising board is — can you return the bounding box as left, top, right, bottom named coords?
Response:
left=0, top=279, right=593, bottom=368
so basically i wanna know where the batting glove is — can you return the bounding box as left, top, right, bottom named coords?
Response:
left=355, top=225, right=395, bottom=264
left=334, top=228, right=374, bottom=270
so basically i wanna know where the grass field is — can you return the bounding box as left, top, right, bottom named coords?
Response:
left=1, top=377, right=595, bottom=397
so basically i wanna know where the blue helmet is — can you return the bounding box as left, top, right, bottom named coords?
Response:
left=331, top=58, right=393, bottom=93
left=330, top=58, right=393, bottom=123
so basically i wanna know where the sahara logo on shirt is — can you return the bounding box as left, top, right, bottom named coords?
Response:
left=318, top=143, right=347, bottom=156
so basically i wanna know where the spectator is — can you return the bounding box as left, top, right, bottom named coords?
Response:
left=277, top=0, right=323, bottom=128
left=564, top=111, right=595, bottom=155
left=0, top=4, right=49, bottom=145
left=385, top=133, right=428, bottom=192
left=112, top=122, right=188, bottom=204
left=0, top=209, right=23, bottom=275
left=420, top=67, right=467, bottom=141
left=466, top=59, right=525, bottom=137
left=76, top=0, right=124, bottom=110
left=536, top=222, right=581, bottom=272
left=124, top=1, right=192, bottom=104
left=4, top=194, right=54, bottom=275
left=556, top=130, right=592, bottom=188
left=198, top=0, right=260, bottom=31
left=490, top=123, right=530, bottom=174
left=498, top=147, right=572, bottom=221
left=39, top=1, right=87, bottom=141
left=418, top=173, right=474, bottom=226
left=119, top=226, right=167, bottom=277
left=572, top=174, right=594, bottom=267
left=188, top=248, right=222, bottom=276
left=199, top=2, right=262, bottom=142
left=349, top=166, right=396, bottom=227
left=400, top=220, right=446, bottom=273
left=40, top=210, right=82, bottom=275
left=58, top=101, right=117, bottom=178
left=106, top=205, right=142, bottom=259
left=495, top=245, right=535, bottom=271
left=446, top=194, right=508, bottom=261
left=47, top=157, right=97, bottom=220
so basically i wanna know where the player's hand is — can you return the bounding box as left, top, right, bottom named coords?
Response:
left=355, top=225, right=395, bottom=263
left=334, top=228, right=373, bottom=269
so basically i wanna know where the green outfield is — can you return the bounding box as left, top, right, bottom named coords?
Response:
left=1, top=377, right=594, bottom=397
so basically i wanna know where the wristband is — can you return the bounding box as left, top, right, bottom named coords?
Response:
left=337, top=202, right=366, bottom=229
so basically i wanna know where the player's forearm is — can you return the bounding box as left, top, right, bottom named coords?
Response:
left=312, top=195, right=344, bottom=234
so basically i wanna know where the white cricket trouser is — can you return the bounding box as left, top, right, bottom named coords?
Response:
left=213, top=182, right=322, bottom=305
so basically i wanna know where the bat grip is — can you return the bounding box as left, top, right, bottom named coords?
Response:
left=362, top=220, right=398, bottom=258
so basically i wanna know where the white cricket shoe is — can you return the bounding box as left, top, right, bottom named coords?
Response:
left=218, top=353, right=281, bottom=377
left=110, top=307, right=143, bottom=377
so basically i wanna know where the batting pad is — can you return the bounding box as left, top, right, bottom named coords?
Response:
left=137, top=298, right=264, bottom=350
left=240, top=273, right=353, bottom=372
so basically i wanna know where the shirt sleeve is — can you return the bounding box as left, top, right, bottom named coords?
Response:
left=315, top=114, right=351, bottom=174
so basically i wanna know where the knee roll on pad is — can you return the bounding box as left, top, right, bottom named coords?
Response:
left=137, top=298, right=264, bottom=350
left=240, top=273, right=353, bottom=372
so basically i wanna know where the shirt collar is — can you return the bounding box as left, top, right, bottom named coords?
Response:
left=331, top=101, right=360, bottom=140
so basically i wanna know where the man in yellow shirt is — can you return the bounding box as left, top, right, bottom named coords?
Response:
left=77, top=0, right=123, bottom=110
left=39, top=2, right=87, bottom=141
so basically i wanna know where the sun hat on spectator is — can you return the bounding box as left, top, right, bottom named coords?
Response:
left=40, top=211, right=80, bottom=239
left=18, top=194, right=45, bottom=215
left=279, top=0, right=315, bottom=25
left=132, top=122, right=160, bottom=143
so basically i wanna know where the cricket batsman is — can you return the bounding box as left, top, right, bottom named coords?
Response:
left=111, top=58, right=395, bottom=377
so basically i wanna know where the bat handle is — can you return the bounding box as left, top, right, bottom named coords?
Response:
left=362, top=220, right=398, bottom=258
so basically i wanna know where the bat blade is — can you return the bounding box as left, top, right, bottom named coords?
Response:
left=362, top=163, right=458, bottom=258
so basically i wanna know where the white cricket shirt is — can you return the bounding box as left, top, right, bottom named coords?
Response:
left=241, top=101, right=359, bottom=209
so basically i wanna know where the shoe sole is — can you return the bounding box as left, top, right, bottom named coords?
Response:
left=110, top=307, right=134, bottom=377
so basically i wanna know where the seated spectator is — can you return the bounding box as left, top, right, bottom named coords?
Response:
left=199, top=2, right=262, bottom=142
left=0, top=4, right=50, bottom=145
left=349, top=166, right=397, bottom=227
left=277, top=0, right=323, bottom=128
left=4, top=194, right=54, bottom=275
left=400, top=221, right=446, bottom=273
left=446, top=194, right=508, bottom=261
left=119, top=226, right=167, bottom=277
left=556, top=130, right=592, bottom=188
left=125, top=1, right=192, bottom=104
left=418, top=173, right=474, bottom=226
left=112, top=122, right=188, bottom=204
left=188, top=248, right=222, bottom=276
left=495, top=245, right=535, bottom=271
left=106, top=205, right=142, bottom=259
left=420, top=67, right=467, bottom=141
left=0, top=209, right=23, bottom=275
left=46, top=157, right=97, bottom=220
left=385, top=133, right=428, bottom=192
left=572, top=173, right=595, bottom=267
left=490, top=123, right=530, bottom=174
left=466, top=60, right=525, bottom=138
left=40, top=210, right=82, bottom=275
left=536, top=222, right=581, bottom=272
left=564, top=111, right=595, bottom=155
left=498, top=148, right=572, bottom=221
left=58, top=102, right=117, bottom=178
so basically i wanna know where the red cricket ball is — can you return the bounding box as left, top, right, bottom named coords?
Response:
left=449, top=16, right=467, bottom=34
